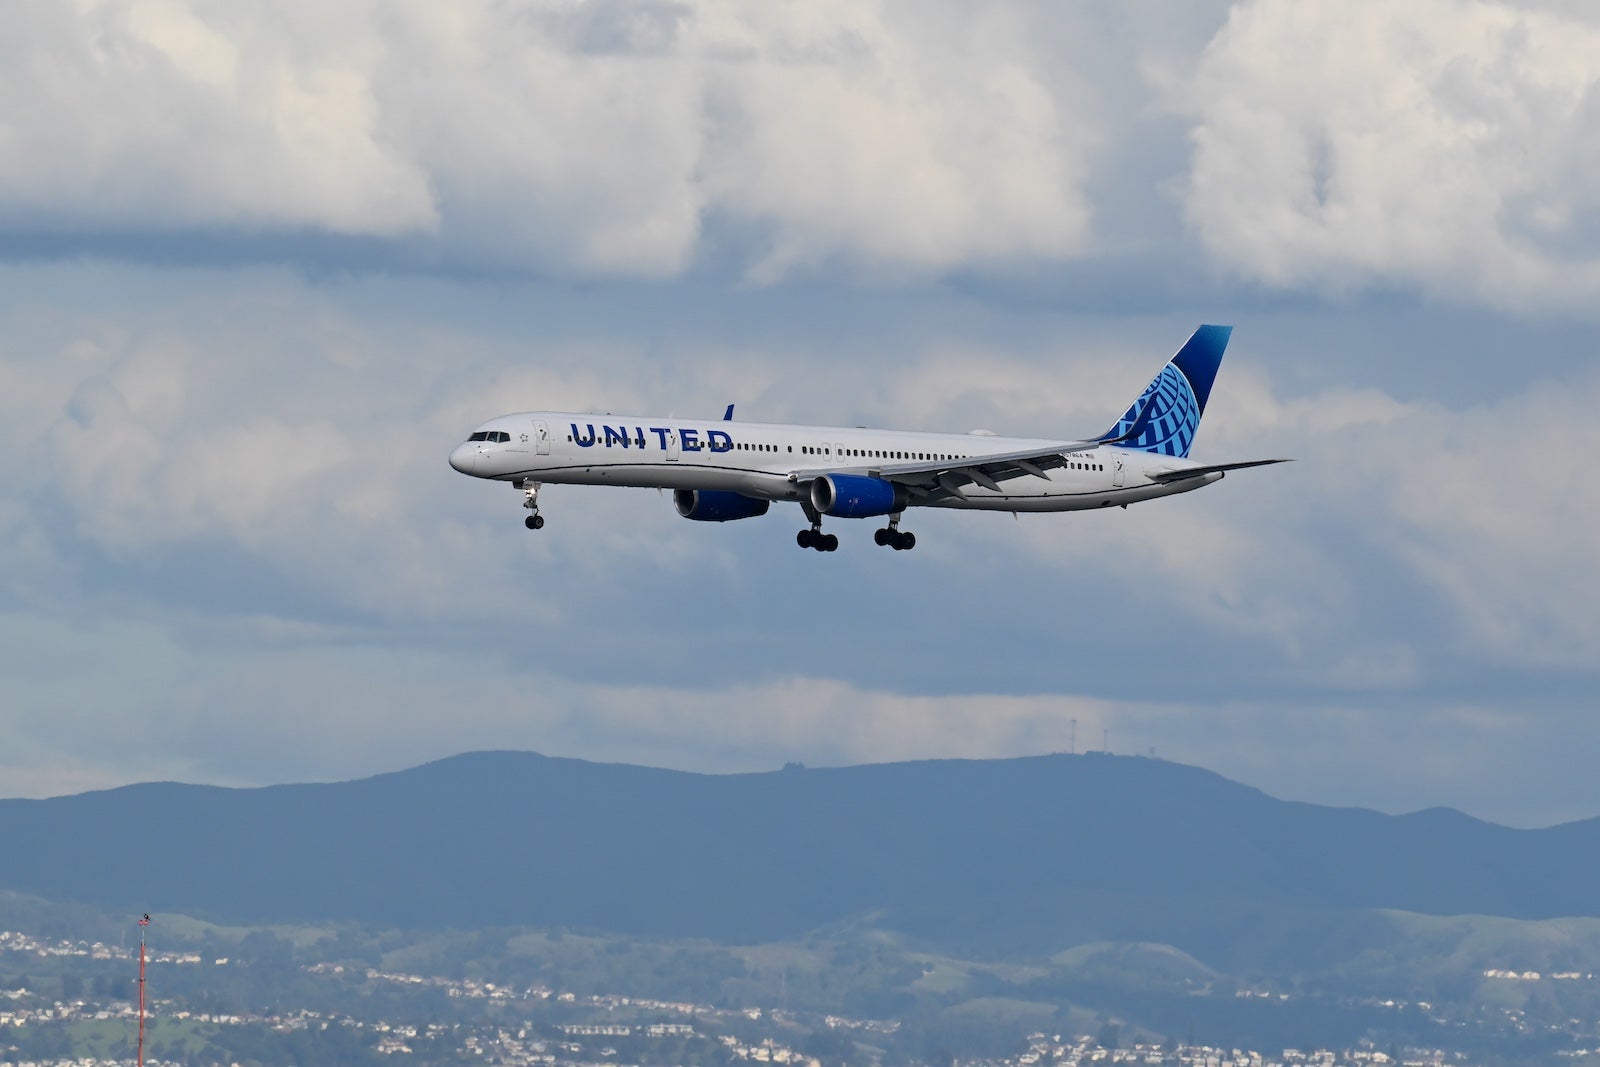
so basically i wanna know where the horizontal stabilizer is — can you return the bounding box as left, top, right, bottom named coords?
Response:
left=1147, top=458, right=1292, bottom=483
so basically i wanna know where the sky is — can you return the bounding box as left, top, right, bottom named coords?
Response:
left=3, top=0, right=1598, bottom=828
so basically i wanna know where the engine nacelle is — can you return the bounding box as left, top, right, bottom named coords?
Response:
left=673, top=489, right=771, bottom=522
left=809, top=474, right=908, bottom=518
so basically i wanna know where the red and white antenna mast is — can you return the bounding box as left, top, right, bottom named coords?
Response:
left=137, top=913, right=150, bottom=1067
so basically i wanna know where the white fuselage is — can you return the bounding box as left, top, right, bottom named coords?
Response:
left=448, top=411, right=1221, bottom=513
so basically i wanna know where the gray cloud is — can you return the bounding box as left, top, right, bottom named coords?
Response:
left=4, top=264, right=1599, bottom=826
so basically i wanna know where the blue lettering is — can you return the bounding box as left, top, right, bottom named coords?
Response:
left=681, top=428, right=702, bottom=451
left=707, top=430, right=733, bottom=453
left=572, top=422, right=596, bottom=448
left=604, top=425, right=629, bottom=448
left=650, top=427, right=671, bottom=449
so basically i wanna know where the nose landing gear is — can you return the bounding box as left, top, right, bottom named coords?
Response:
left=519, top=480, right=545, bottom=530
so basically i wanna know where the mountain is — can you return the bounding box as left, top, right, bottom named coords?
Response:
left=5, top=751, right=1599, bottom=962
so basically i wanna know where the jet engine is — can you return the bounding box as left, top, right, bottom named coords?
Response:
left=809, top=474, right=908, bottom=518
left=673, top=489, right=771, bottom=522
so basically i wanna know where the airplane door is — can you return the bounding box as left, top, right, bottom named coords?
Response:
left=533, top=420, right=551, bottom=455
left=666, top=428, right=680, bottom=462
left=1112, top=453, right=1126, bottom=487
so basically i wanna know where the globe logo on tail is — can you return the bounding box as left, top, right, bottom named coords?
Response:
left=1111, top=364, right=1202, bottom=457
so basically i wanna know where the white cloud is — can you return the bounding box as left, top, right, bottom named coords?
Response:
left=0, top=0, right=437, bottom=235
left=1, top=0, right=1098, bottom=278
left=693, top=2, right=1094, bottom=279
left=1180, top=0, right=1600, bottom=310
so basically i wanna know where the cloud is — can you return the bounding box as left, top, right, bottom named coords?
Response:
left=4, top=252, right=1600, bottom=826
left=1371, top=370, right=1600, bottom=665
left=1, top=0, right=1098, bottom=279
left=9, top=269, right=1599, bottom=681
left=0, top=0, right=437, bottom=237
left=1179, top=0, right=1600, bottom=310
left=691, top=3, right=1095, bottom=280
left=4, top=603, right=1589, bottom=826
left=7, top=0, right=1600, bottom=842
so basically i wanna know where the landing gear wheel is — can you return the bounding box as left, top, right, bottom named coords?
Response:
left=525, top=514, right=545, bottom=530
left=797, top=529, right=816, bottom=549
left=874, top=528, right=890, bottom=546
left=821, top=533, right=839, bottom=552
left=892, top=530, right=915, bottom=551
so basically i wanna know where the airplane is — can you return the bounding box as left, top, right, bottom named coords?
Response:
left=448, top=325, right=1287, bottom=552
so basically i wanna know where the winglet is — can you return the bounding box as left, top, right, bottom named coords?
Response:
left=1095, top=392, right=1162, bottom=447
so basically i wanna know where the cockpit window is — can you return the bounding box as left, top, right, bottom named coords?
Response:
left=467, top=431, right=512, bottom=443
left=468, top=431, right=488, bottom=441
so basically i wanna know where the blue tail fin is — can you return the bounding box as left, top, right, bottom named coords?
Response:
left=1100, top=325, right=1231, bottom=458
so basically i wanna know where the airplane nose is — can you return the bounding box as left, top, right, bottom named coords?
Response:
left=449, top=443, right=477, bottom=475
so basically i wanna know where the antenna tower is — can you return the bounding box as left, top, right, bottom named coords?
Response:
left=137, top=914, right=150, bottom=1067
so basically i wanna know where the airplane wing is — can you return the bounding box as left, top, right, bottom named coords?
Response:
left=791, top=439, right=1135, bottom=502
left=788, top=402, right=1168, bottom=502
left=874, top=442, right=1098, bottom=500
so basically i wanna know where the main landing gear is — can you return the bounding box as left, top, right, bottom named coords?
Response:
left=518, top=480, right=545, bottom=530
left=797, top=504, right=838, bottom=552
left=796, top=514, right=917, bottom=552
left=873, top=514, right=916, bottom=551
left=797, top=527, right=839, bottom=552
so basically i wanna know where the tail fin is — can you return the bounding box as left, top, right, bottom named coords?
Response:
left=1099, top=325, right=1231, bottom=458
